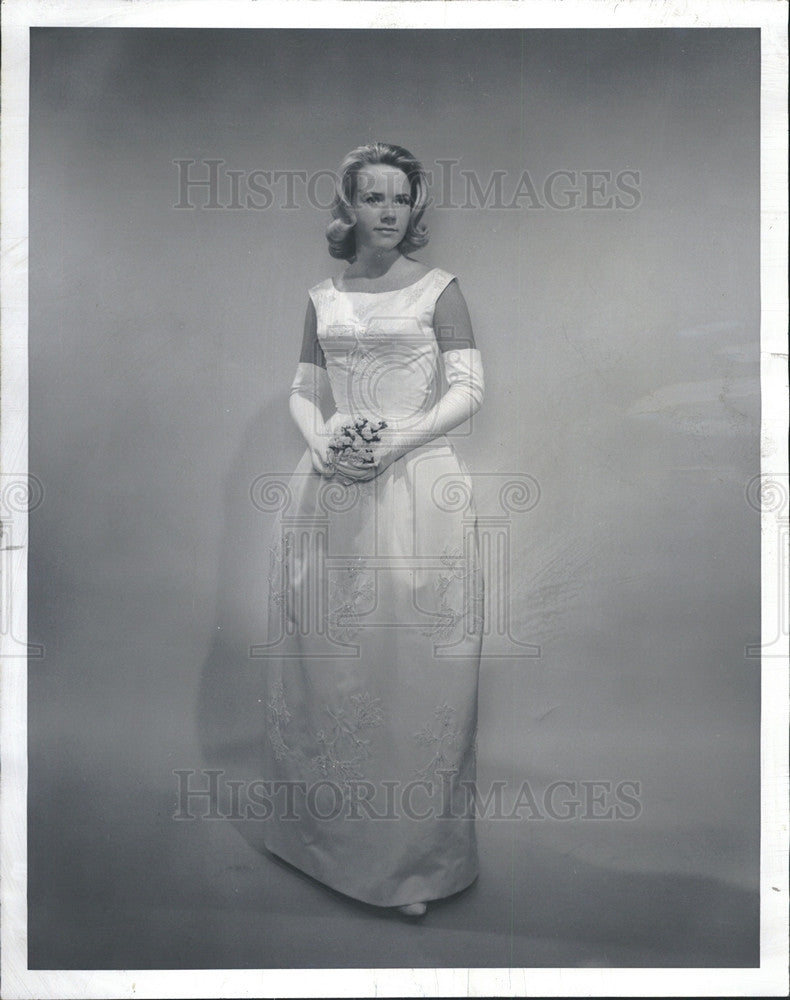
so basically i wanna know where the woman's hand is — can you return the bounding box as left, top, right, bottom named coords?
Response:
left=307, top=426, right=335, bottom=476
left=354, top=427, right=410, bottom=480
left=309, top=444, right=332, bottom=476
left=330, top=448, right=378, bottom=484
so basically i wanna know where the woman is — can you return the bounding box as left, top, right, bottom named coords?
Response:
left=262, top=141, right=485, bottom=918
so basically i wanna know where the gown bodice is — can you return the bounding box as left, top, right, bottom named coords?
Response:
left=307, top=267, right=457, bottom=428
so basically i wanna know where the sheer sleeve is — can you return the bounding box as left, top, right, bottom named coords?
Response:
left=298, top=297, right=327, bottom=367
left=433, top=278, right=477, bottom=353
left=290, top=298, right=331, bottom=451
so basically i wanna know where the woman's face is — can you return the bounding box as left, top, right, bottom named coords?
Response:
left=350, top=163, right=412, bottom=253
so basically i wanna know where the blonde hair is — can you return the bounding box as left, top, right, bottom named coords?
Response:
left=326, top=142, right=430, bottom=261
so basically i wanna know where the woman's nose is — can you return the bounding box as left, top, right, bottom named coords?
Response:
left=380, top=204, right=396, bottom=221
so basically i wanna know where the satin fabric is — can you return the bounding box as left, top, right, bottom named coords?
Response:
left=261, top=268, right=484, bottom=907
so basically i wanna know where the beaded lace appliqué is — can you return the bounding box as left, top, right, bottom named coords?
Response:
left=265, top=676, right=384, bottom=795
left=265, top=676, right=294, bottom=763
left=421, top=544, right=484, bottom=639
left=324, top=558, right=374, bottom=641
left=312, top=691, right=385, bottom=786
left=412, top=702, right=464, bottom=781
left=268, top=536, right=291, bottom=612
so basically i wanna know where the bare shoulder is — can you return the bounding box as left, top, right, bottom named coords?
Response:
left=400, top=257, right=433, bottom=282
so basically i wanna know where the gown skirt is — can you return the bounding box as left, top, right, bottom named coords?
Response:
left=260, top=268, right=484, bottom=907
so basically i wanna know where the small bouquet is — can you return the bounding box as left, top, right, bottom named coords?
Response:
left=326, top=416, right=388, bottom=475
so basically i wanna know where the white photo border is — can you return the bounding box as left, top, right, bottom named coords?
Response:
left=1, top=1, right=787, bottom=997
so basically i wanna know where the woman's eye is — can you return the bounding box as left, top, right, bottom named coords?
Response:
left=361, top=195, right=410, bottom=205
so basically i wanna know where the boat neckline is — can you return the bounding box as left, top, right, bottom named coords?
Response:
left=330, top=267, right=440, bottom=295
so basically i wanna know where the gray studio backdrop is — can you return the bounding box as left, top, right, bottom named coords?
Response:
left=28, top=28, right=760, bottom=968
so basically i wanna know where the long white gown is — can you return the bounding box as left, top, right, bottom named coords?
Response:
left=261, top=267, right=484, bottom=907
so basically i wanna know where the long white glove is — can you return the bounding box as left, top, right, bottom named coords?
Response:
left=404, top=346, right=483, bottom=438
left=368, top=347, right=485, bottom=475
left=289, top=361, right=334, bottom=475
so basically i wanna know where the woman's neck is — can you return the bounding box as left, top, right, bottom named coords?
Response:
left=346, top=248, right=403, bottom=279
